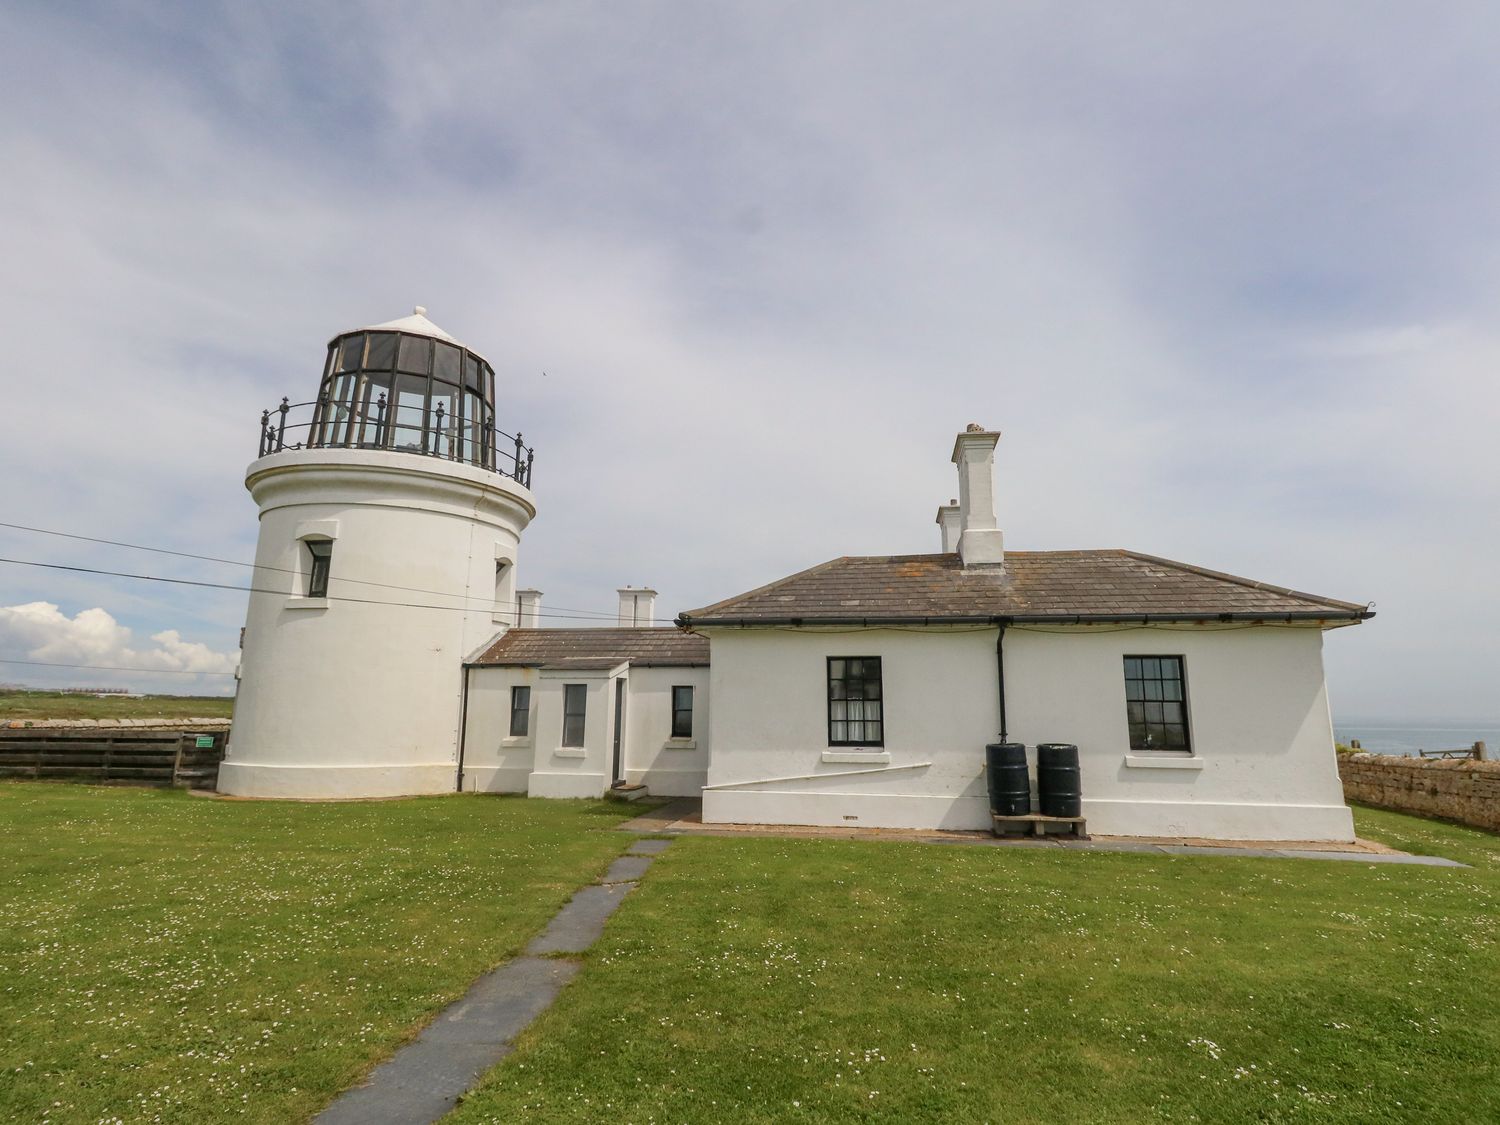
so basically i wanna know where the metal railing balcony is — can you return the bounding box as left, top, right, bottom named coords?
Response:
left=257, top=396, right=534, bottom=489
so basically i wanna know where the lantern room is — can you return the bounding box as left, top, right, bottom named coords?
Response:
left=257, top=307, right=532, bottom=487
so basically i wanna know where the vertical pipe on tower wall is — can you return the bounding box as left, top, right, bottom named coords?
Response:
left=456, top=663, right=473, bottom=792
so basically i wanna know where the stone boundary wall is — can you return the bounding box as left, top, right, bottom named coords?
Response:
left=2, top=717, right=231, bottom=731
left=1338, top=753, right=1500, bottom=833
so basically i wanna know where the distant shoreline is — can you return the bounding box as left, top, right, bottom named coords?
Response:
left=1334, top=718, right=1498, bottom=757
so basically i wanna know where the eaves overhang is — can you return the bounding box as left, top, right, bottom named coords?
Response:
left=676, top=609, right=1375, bottom=629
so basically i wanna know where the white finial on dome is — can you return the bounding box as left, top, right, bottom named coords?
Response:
left=413, top=305, right=427, bottom=316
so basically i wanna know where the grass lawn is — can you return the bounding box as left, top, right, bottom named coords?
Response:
left=449, top=809, right=1500, bottom=1125
left=0, top=783, right=637, bottom=1124
left=0, top=690, right=234, bottom=722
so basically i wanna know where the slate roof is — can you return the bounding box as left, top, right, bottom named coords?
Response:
left=678, top=551, right=1372, bottom=626
left=473, top=627, right=710, bottom=669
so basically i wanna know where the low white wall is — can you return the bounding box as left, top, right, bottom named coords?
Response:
left=701, top=624, right=1352, bottom=841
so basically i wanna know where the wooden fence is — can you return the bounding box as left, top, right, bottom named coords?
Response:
left=0, top=728, right=227, bottom=789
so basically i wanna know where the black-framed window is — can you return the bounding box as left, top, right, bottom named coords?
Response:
left=304, top=540, right=332, bottom=598
left=828, top=657, right=883, bottom=746
left=671, top=685, right=694, bottom=739
left=509, top=685, right=531, bottom=738
left=562, top=684, right=587, bottom=748
left=1124, top=656, right=1191, bottom=752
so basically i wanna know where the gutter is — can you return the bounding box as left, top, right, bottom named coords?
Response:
left=455, top=662, right=474, bottom=793
left=677, top=610, right=1373, bottom=628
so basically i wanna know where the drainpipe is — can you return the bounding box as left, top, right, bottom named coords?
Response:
left=995, top=619, right=1009, bottom=742
left=456, top=663, right=473, bottom=793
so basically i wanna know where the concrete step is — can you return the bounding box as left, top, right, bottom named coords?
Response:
left=606, top=782, right=650, bottom=803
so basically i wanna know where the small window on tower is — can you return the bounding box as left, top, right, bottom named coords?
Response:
left=494, top=559, right=512, bottom=619
left=305, top=540, right=332, bottom=599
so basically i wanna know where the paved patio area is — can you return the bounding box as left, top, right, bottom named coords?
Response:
left=621, top=798, right=1466, bottom=867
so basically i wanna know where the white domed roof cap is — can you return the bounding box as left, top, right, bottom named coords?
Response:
left=362, top=306, right=459, bottom=343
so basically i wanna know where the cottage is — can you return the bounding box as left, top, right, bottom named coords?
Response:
left=680, top=427, right=1371, bottom=841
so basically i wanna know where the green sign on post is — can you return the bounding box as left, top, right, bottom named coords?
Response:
left=195, top=735, right=215, bottom=748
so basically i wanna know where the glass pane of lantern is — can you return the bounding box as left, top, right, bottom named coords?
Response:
left=462, top=392, right=483, bottom=461
left=338, top=334, right=365, bottom=372
left=355, top=372, right=392, bottom=446
left=391, top=374, right=428, bottom=452
left=428, top=381, right=458, bottom=457
left=365, top=332, right=397, bottom=370
left=433, top=342, right=460, bottom=382
left=397, top=334, right=431, bottom=375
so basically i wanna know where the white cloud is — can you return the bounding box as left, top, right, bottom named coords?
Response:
left=0, top=602, right=237, bottom=693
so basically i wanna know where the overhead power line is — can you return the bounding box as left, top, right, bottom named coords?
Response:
left=0, top=520, right=620, bottom=620
left=0, top=658, right=235, bottom=676
left=0, top=556, right=635, bottom=622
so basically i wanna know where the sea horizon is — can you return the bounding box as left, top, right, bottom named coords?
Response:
left=1333, top=716, right=1500, bottom=757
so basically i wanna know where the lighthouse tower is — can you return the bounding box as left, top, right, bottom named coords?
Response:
left=219, top=309, right=536, bottom=798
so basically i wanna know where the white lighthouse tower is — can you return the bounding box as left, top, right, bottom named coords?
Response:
left=219, top=309, right=536, bottom=798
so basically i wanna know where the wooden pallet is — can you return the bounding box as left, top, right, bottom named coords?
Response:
left=991, top=812, right=1088, bottom=839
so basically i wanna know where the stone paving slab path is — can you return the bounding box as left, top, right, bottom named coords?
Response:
left=315, top=845, right=667, bottom=1125
left=525, top=883, right=635, bottom=955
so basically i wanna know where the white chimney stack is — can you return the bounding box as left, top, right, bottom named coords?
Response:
left=516, top=589, right=543, bottom=629
left=936, top=499, right=962, bottom=553
left=617, top=586, right=658, bottom=626
left=952, top=424, right=1004, bottom=567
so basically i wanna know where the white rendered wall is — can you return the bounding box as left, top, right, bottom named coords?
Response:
left=461, top=663, right=712, bottom=798
left=460, top=667, right=615, bottom=798
left=701, top=625, right=1353, bottom=841
left=460, top=666, right=539, bottom=794
left=219, top=448, right=535, bottom=798
left=621, top=666, right=712, bottom=796
left=523, top=670, right=616, bottom=799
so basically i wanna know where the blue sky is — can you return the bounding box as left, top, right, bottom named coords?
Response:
left=0, top=3, right=1495, bottom=718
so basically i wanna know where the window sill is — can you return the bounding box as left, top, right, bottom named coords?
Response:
left=1123, top=754, right=1204, bottom=770
left=553, top=747, right=586, bottom=759
left=501, top=736, right=532, bottom=749
left=285, top=597, right=329, bottom=611
left=823, top=750, right=890, bottom=765
left=663, top=738, right=697, bottom=750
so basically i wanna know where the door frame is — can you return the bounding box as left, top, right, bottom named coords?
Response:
left=610, top=677, right=626, bottom=786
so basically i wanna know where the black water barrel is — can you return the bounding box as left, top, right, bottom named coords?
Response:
left=985, top=742, right=1030, bottom=816
left=1036, top=743, right=1082, bottom=818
